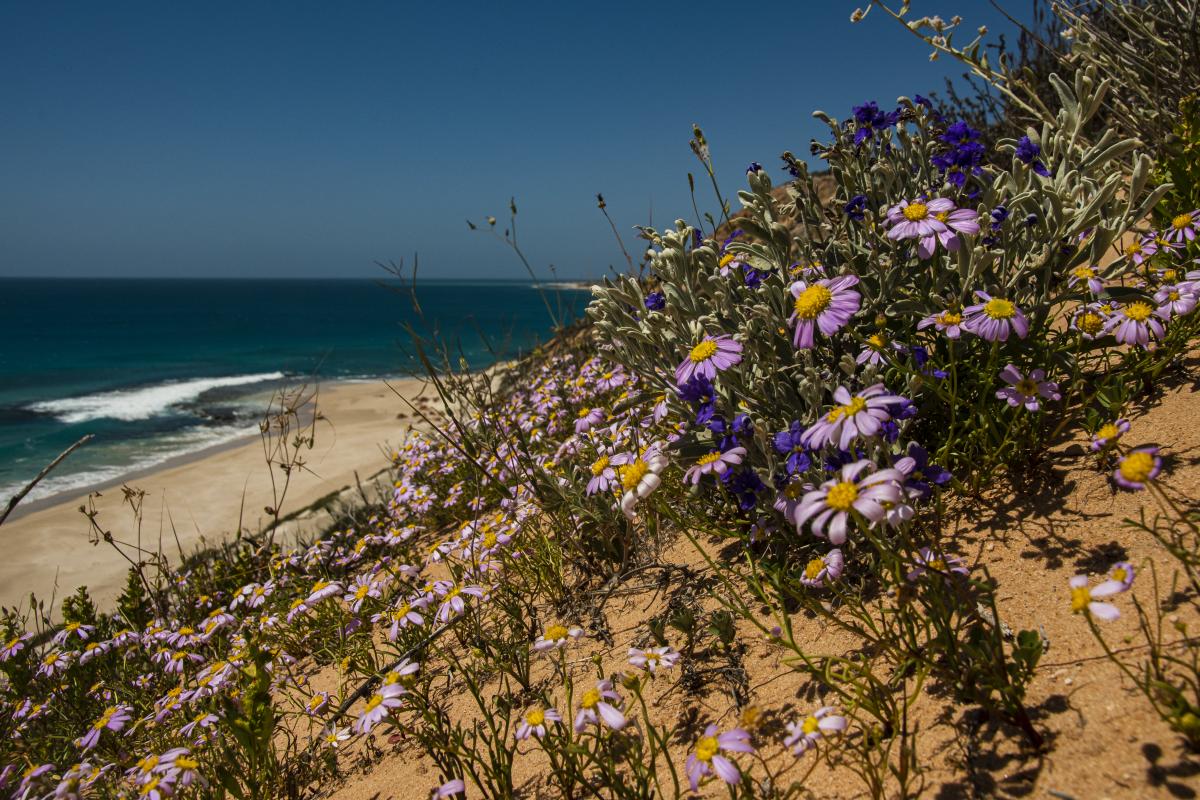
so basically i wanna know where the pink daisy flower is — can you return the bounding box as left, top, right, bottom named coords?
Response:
left=788, top=275, right=861, bottom=349
left=784, top=707, right=847, bottom=756
left=1113, top=446, right=1162, bottom=491
left=675, top=335, right=742, bottom=385
left=995, top=365, right=1060, bottom=411
left=515, top=707, right=561, bottom=740
left=1068, top=574, right=1129, bottom=620
left=793, top=460, right=906, bottom=545
left=962, top=291, right=1029, bottom=341
left=683, top=446, right=746, bottom=484
left=1102, top=300, right=1166, bottom=348
left=686, top=724, right=754, bottom=791
left=800, top=384, right=907, bottom=451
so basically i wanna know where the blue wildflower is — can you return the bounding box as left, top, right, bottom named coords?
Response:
left=932, top=120, right=986, bottom=187
left=1015, top=136, right=1051, bottom=177
left=678, top=375, right=716, bottom=425
left=851, top=101, right=900, bottom=146
left=644, top=292, right=665, bottom=312
left=746, top=161, right=763, bottom=174
left=896, top=443, right=952, bottom=499
left=772, top=421, right=812, bottom=475
left=844, top=194, right=868, bottom=222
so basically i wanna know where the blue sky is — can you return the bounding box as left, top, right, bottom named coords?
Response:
left=0, top=2, right=1027, bottom=279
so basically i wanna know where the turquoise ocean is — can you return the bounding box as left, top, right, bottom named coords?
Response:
left=0, top=278, right=588, bottom=505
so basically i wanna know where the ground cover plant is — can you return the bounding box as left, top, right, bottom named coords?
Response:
left=4, top=2, right=1200, bottom=798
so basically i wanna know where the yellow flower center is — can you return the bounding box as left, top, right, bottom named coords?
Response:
left=696, top=451, right=722, bottom=466
left=695, top=735, right=720, bottom=762
left=1163, top=269, right=1178, bottom=281
left=619, top=459, right=649, bottom=492
left=525, top=708, right=546, bottom=726
left=355, top=586, right=370, bottom=600
left=482, top=532, right=498, bottom=548
left=1096, top=423, right=1120, bottom=441
left=1077, top=312, right=1104, bottom=334
left=94, top=707, right=117, bottom=729
left=804, top=558, right=825, bottom=580
left=581, top=688, right=601, bottom=709
left=363, top=694, right=384, bottom=712
left=5, top=637, right=19, bottom=649
left=1119, top=451, right=1156, bottom=483
left=934, top=210, right=949, bottom=222
left=578, top=407, right=593, bottom=418
left=793, top=285, right=833, bottom=320
left=544, top=624, right=569, bottom=641
left=1172, top=213, right=1193, bottom=230
left=1112, top=566, right=1129, bottom=584
left=1070, top=586, right=1091, bottom=613
left=983, top=298, right=1015, bottom=319
left=1015, top=378, right=1038, bottom=395
left=1125, top=242, right=1143, bottom=256
left=718, top=253, right=736, bottom=269
left=785, top=482, right=805, bottom=500
left=902, top=202, right=929, bottom=221
left=937, top=311, right=962, bottom=326
left=825, top=481, right=859, bottom=512
left=591, top=456, right=610, bottom=476
left=1123, top=301, right=1153, bottom=322
left=1169, top=291, right=1181, bottom=301
left=928, top=558, right=948, bottom=572
left=802, top=715, right=821, bottom=735
left=1072, top=266, right=1095, bottom=280
left=867, top=333, right=886, bottom=349
left=140, top=778, right=162, bottom=796
left=827, top=396, right=867, bottom=422
left=689, top=340, right=718, bottom=363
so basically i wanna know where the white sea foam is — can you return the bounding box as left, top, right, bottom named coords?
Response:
left=27, top=372, right=286, bottom=423
left=0, top=422, right=260, bottom=506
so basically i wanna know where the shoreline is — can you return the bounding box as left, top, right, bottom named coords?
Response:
left=0, top=376, right=436, bottom=610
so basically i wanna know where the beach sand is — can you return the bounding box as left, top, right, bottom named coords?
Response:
left=0, top=377, right=436, bottom=611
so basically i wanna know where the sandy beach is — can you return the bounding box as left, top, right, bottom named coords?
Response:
left=0, top=376, right=436, bottom=611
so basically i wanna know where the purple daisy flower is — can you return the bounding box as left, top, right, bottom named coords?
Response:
left=784, top=707, right=847, bottom=756
left=1155, top=283, right=1198, bottom=318
left=1070, top=303, right=1109, bottom=339
left=532, top=624, right=583, bottom=652
left=684, top=446, right=746, bottom=484
left=995, top=365, right=1061, bottom=411
left=76, top=705, right=132, bottom=751
left=799, top=548, right=844, bottom=588
left=0, top=633, right=31, bottom=662
left=675, top=336, right=742, bottom=385
left=1090, top=419, right=1130, bottom=451
left=586, top=452, right=618, bottom=496
left=574, top=407, right=605, bottom=434
left=885, top=197, right=959, bottom=258
left=433, top=779, right=466, bottom=799
left=1166, top=210, right=1200, bottom=244
left=962, top=291, right=1029, bottom=341
left=794, top=460, right=906, bottom=545
left=1068, top=264, right=1104, bottom=295
left=1069, top=574, right=1129, bottom=620
left=573, top=680, right=627, bottom=732
left=917, top=308, right=964, bottom=339
left=628, top=645, right=679, bottom=674
left=1113, top=446, right=1161, bottom=491
left=788, top=276, right=861, bottom=349
left=906, top=548, right=970, bottom=581
left=686, top=724, right=754, bottom=791
left=515, top=707, right=561, bottom=740
left=1109, top=561, right=1136, bottom=590
left=1102, top=301, right=1166, bottom=348
left=800, top=384, right=907, bottom=452
left=856, top=332, right=905, bottom=366
left=354, top=683, right=405, bottom=734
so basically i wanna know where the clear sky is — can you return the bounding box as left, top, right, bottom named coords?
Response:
left=0, top=1, right=1027, bottom=280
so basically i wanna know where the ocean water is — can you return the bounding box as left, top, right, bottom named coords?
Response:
left=0, top=278, right=588, bottom=505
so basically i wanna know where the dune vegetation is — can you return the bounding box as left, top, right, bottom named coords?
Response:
left=4, top=2, right=1200, bottom=798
